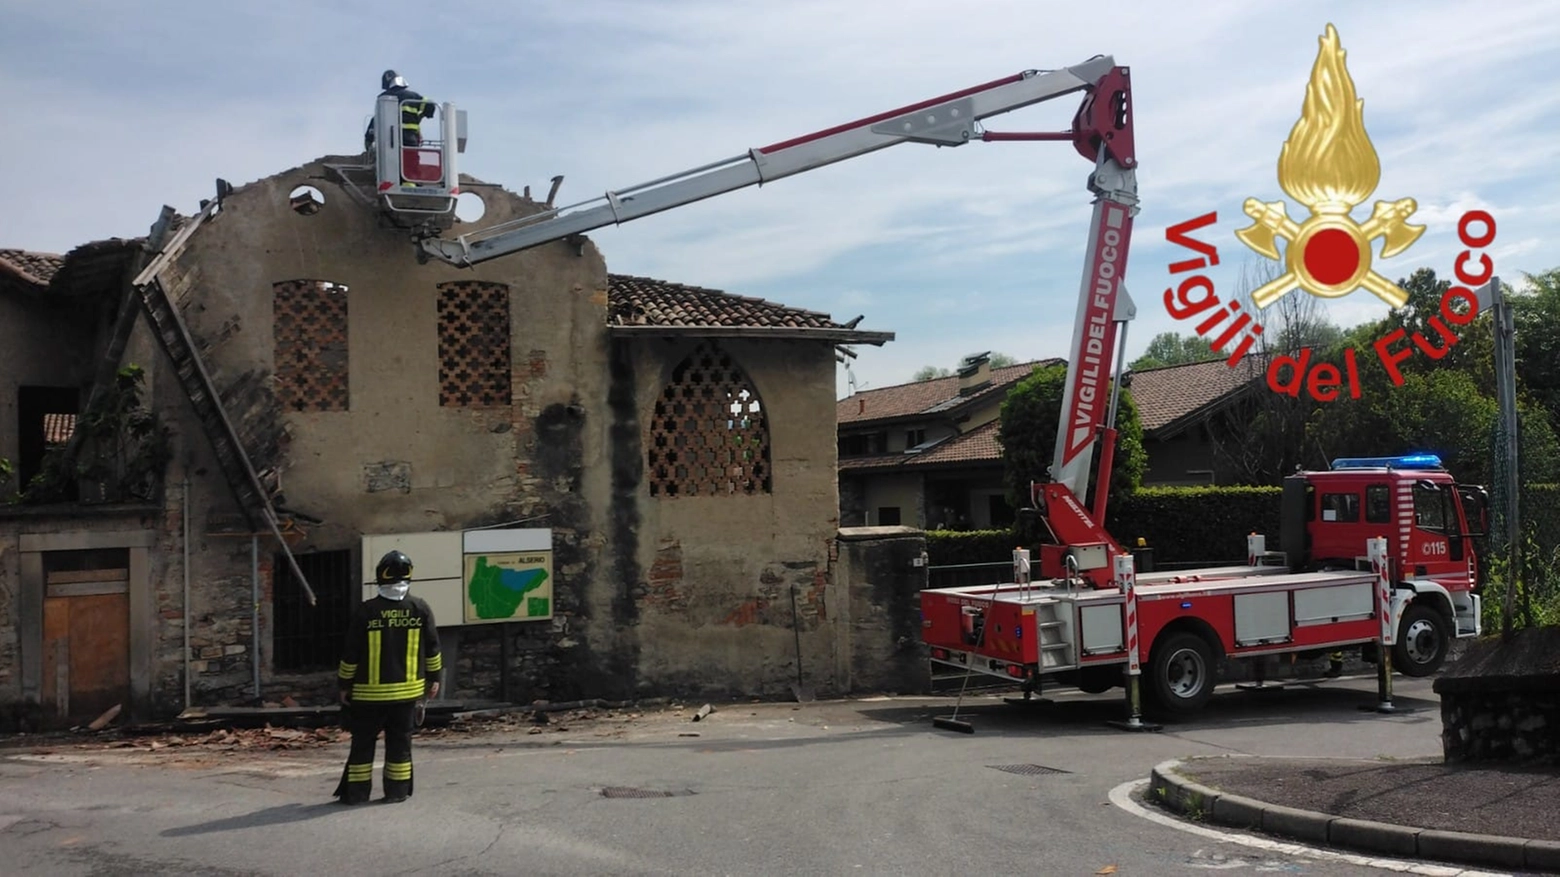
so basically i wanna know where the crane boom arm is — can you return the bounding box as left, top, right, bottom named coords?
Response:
left=418, top=56, right=1120, bottom=266
left=417, top=55, right=1140, bottom=580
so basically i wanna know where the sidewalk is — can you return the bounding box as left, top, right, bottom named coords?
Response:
left=1149, top=755, right=1560, bottom=873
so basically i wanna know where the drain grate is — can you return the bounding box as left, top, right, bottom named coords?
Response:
left=987, top=764, right=1071, bottom=776
left=600, top=786, right=686, bottom=799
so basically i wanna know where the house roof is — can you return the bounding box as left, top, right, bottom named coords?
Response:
left=838, top=419, right=1005, bottom=473
left=0, top=239, right=145, bottom=301
left=607, top=274, right=893, bottom=345
left=837, top=359, right=1062, bottom=426
left=0, top=249, right=66, bottom=286
left=1128, top=355, right=1268, bottom=434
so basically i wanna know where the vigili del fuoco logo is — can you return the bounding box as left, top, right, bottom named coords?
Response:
left=1160, top=24, right=1498, bottom=402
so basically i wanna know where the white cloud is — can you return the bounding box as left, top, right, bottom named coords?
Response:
left=4, top=1, right=1557, bottom=396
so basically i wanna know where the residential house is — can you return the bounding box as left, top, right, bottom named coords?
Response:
left=836, top=354, right=1061, bottom=530
left=1124, top=356, right=1270, bottom=486
left=0, top=154, right=899, bottom=730
left=834, top=353, right=1272, bottom=532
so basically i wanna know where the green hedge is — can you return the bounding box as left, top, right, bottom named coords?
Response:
left=1106, top=486, right=1282, bottom=565
left=927, top=482, right=1560, bottom=569
left=925, top=529, right=1023, bottom=567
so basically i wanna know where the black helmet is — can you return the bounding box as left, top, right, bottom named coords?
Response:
left=382, top=69, right=407, bottom=90
left=375, top=550, right=413, bottom=584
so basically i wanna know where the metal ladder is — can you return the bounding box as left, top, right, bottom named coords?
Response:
left=132, top=202, right=317, bottom=604
left=1035, top=600, right=1077, bottom=670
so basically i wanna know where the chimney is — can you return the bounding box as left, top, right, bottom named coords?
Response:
left=957, top=352, right=992, bottom=396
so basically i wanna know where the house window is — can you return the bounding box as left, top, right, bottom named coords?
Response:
left=647, top=343, right=771, bottom=497
left=437, top=281, right=512, bottom=407
left=878, top=506, right=902, bottom=525
left=17, top=386, right=80, bottom=491
left=272, top=549, right=355, bottom=672
left=1320, top=492, right=1359, bottom=523
left=273, top=280, right=349, bottom=412
left=905, top=429, right=926, bottom=449
left=1366, top=484, right=1391, bottom=523
left=839, top=433, right=886, bottom=456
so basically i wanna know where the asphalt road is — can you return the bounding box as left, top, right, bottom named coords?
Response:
left=0, top=675, right=1517, bottom=877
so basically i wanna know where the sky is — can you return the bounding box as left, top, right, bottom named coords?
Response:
left=4, top=1, right=1557, bottom=398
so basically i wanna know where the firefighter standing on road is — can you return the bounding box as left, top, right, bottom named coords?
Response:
left=333, top=550, right=442, bottom=805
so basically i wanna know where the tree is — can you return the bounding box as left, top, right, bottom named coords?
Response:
left=1510, top=268, right=1560, bottom=432
left=1200, top=258, right=1339, bottom=483
left=912, top=365, right=952, bottom=382
left=1129, top=332, right=1213, bottom=370
left=998, top=363, right=1145, bottom=515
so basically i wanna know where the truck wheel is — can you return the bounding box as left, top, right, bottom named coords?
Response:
left=1393, top=603, right=1449, bottom=677
left=1148, top=632, right=1215, bottom=715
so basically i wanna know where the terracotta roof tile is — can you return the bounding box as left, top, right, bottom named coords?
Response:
left=837, top=359, right=1063, bottom=425
left=1129, top=355, right=1268, bottom=433
left=0, top=249, right=66, bottom=287
left=913, top=420, right=1002, bottom=465
left=607, top=274, right=842, bottom=330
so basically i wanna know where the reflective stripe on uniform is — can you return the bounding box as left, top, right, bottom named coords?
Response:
left=350, top=680, right=425, bottom=702
left=385, top=761, right=413, bottom=781
left=426, top=652, right=442, bottom=673
left=406, top=628, right=420, bottom=684
left=367, top=630, right=381, bottom=685
left=347, top=762, right=374, bottom=782
left=337, top=661, right=356, bottom=681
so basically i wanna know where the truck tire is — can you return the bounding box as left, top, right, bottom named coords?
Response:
left=1147, top=631, right=1215, bottom=715
left=1393, top=603, right=1450, bottom=677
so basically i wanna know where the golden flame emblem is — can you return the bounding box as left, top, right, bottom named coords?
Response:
left=1236, top=24, right=1424, bottom=308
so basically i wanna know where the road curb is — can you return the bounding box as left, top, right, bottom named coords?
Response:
left=1148, top=758, right=1555, bottom=873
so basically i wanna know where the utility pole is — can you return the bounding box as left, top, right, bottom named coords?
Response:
left=1475, top=277, right=1518, bottom=638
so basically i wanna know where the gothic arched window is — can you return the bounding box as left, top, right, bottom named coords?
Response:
left=646, top=343, right=771, bottom=497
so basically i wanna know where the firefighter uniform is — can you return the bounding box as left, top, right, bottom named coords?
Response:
left=333, top=562, right=442, bottom=805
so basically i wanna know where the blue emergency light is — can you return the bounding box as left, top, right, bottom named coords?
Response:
left=1329, top=454, right=1444, bottom=470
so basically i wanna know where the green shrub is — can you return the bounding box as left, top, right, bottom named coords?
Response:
left=925, top=529, right=1021, bottom=566
left=1105, top=486, right=1283, bottom=565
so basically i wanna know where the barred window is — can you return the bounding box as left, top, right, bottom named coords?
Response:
left=647, top=343, right=771, bottom=497
left=437, top=281, right=512, bottom=407
left=273, top=280, right=350, bottom=412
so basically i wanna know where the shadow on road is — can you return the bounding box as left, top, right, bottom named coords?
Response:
left=853, top=676, right=1441, bottom=738
left=160, top=801, right=346, bottom=836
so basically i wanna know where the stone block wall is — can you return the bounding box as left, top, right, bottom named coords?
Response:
left=835, top=526, right=930, bottom=695
left=1434, top=626, right=1560, bottom=765
left=1439, top=686, right=1559, bottom=764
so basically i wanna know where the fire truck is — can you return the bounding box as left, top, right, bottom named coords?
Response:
left=354, top=57, right=1491, bottom=721
left=919, top=454, right=1490, bottom=718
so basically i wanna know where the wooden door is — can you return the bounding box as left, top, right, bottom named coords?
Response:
left=40, top=568, right=130, bottom=725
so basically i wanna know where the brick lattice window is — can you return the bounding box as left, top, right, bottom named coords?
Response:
left=273, top=280, right=349, bottom=412
left=647, top=343, right=771, bottom=497
left=437, top=281, right=512, bottom=407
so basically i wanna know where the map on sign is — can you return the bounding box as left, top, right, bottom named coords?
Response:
left=463, top=552, right=552, bottom=622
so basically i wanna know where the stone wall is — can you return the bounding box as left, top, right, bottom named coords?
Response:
left=1434, top=627, right=1560, bottom=765
left=835, top=526, right=930, bottom=695
left=1439, top=686, right=1559, bottom=764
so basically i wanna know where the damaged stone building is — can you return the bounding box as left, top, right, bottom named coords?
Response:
left=0, top=154, right=912, bottom=730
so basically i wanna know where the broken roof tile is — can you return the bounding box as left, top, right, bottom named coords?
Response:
left=0, top=248, right=66, bottom=287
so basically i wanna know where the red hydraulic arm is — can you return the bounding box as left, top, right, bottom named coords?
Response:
left=417, top=58, right=1141, bottom=586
